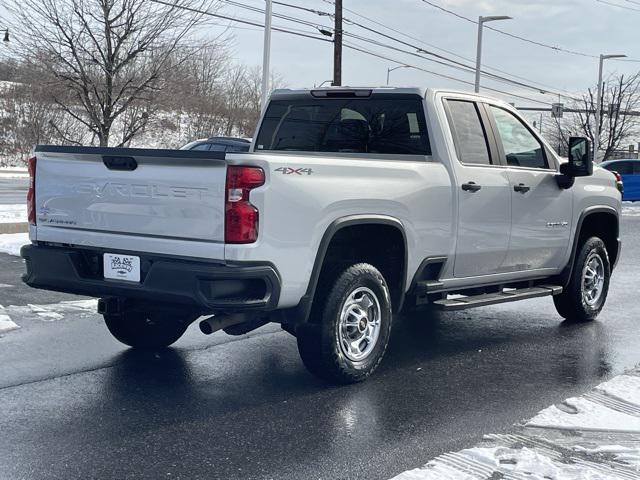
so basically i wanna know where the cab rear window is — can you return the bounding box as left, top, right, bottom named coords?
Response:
left=255, top=95, right=431, bottom=156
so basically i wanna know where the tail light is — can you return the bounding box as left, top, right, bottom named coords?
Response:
left=612, top=170, right=624, bottom=193
left=27, top=156, right=36, bottom=225
left=225, top=166, right=264, bottom=243
left=612, top=171, right=622, bottom=182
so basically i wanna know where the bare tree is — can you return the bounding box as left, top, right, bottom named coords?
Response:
left=545, top=73, right=640, bottom=161
left=0, top=66, right=92, bottom=164
left=160, top=45, right=230, bottom=141
left=8, top=0, right=222, bottom=146
left=219, top=66, right=285, bottom=138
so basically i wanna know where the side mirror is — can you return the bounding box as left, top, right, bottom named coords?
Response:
left=566, top=137, right=593, bottom=177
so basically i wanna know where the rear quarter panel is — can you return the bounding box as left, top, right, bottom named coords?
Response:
left=224, top=152, right=453, bottom=308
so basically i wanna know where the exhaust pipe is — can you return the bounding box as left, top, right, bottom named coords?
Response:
left=199, top=313, right=248, bottom=335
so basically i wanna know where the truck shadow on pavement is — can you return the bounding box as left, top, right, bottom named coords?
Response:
left=97, top=304, right=613, bottom=419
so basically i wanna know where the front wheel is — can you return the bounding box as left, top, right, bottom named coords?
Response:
left=104, top=311, right=190, bottom=349
left=554, top=236, right=611, bottom=322
left=296, top=263, right=393, bottom=384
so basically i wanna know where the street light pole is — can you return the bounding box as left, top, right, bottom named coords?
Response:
left=260, top=0, right=273, bottom=111
left=386, top=65, right=410, bottom=85
left=474, top=15, right=512, bottom=93
left=594, top=53, right=626, bottom=161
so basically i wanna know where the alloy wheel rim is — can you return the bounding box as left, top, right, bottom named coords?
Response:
left=582, top=252, right=605, bottom=307
left=337, top=287, right=382, bottom=362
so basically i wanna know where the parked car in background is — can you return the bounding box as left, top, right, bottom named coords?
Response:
left=601, top=158, right=640, bottom=201
left=180, top=137, right=251, bottom=153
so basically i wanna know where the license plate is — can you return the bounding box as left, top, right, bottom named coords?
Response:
left=104, top=253, right=140, bottom=282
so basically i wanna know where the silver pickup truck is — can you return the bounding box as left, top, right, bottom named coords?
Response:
left=21, top=87, right=621, bottom=383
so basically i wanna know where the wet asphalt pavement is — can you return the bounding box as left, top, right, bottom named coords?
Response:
left=0, top=215, right=639, bottom=480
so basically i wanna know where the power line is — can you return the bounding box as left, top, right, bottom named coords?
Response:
left=341, top=20, right=580, bottom=101
left=149, top=0, right=332, bottom=43
left=270, top=0, right=580, bottom=101
left=321, top=0, right=640, bottom=64
left=418, top=0, right=598, bottom=58
left=148, top=0, right=556, bottom=106
left=597, top=0, right=640, bottom=11
left=343, top=39, right=551, bottom=106
left=336, top=2, right=579, bottom=97
left=220, top=0, right=330, bottom=30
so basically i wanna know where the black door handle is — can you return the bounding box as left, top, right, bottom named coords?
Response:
left=461, top=182, right=482, bottom=192
left=514, top=183, right=530, bottom=193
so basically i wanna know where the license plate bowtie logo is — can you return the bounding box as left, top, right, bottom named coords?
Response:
left=111, top=257, right=133, bottom=274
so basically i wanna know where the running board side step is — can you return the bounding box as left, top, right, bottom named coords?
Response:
left=432, top=285, right=563, bottom=311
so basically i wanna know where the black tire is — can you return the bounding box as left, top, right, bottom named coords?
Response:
left=554, top=236, right=611, bottom=322
left=104, top=311, right=190, bottom=349
left=296, top=263, right=393, bottom=384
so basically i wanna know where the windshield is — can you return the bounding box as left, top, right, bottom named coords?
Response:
left=255, top=95, right=431, bottom=156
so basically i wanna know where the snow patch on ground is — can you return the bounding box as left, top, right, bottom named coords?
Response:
left=622, top=202, right=640, bottom=216
left=390, top=367, right=640, bottom=479
left=0, top=307, right=19, bottom=333
left=527, top=395, right=640, bottom=432
left=598, top=374, right=640, bottom=403
left=394, top=445, right=633, bottom=479
left=4, top=300, right=98, bottom=322
left=0, top=232, right=29, bottom=256
left=0, top=204, right=27, bottom=224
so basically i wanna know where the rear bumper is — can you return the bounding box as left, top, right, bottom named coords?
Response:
left=21, top=244, right=280, bottom=313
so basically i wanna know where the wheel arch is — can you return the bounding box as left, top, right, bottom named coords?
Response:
left=293, top=215, right=409, bottom=325
left=560, top=206, right=620, bottom=287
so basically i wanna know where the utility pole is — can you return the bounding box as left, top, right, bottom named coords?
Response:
left=260, top=0, right=273, bottom=111
left=539, top=112, right=543, bottom=134
left=333, top=0, right=342, bottom=86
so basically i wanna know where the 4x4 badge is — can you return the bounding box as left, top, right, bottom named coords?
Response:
left=274, top=167, right=313, bottom=175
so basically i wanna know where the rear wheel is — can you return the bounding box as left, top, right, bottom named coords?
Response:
left=554, top=236, right=610, bottom=322
left=296, top=263, right=392, bottom=384
left=104, top=311, right=190, bottom=349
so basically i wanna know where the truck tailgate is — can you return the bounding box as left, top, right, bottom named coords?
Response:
left=33, top=147, right=226, bottom=254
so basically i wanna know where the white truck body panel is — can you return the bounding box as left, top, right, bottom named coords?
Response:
left=27, top=87, right=622, bottom=311
left=34, top=150, right=226, bottom=257
left=224, top=152, right=453, bottom=306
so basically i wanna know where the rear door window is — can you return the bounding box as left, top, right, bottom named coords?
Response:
left=208, top=144, right=227, bottom=152
left=613, top=161, right=634, bottom=174
left=445, top=100, right=492, bottom=166
left=191, top=143, right=211, bottom=151
left=255, top=95, right=430, bottom=156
